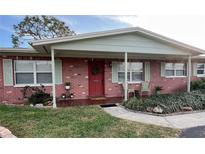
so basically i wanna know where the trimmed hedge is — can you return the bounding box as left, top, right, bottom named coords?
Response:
left=123, top=92, right=205, bottom=114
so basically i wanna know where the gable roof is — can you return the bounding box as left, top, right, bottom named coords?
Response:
left=31, top=27, right=205, bottom=55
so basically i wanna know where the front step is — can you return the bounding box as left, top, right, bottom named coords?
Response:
left=89, top=97, right=106, bottom=101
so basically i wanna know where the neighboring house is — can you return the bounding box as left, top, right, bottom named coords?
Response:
left=0, top=27, right=205, bottom=107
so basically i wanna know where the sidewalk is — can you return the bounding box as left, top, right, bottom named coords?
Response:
left=103, top=106, right=205, bottom=129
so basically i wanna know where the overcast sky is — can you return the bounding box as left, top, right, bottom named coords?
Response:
left=0, top=15, right=205, bottom=50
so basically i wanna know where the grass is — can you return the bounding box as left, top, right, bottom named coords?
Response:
left=0, top=104, right=179, bottom=138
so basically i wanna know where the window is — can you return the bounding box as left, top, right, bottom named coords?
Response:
left=197, top=63, right=205, bottom=76
left=117, top=62, right=143, bottom=82
left=15, top=60, right=52, bottom=85
left=15, top=61, right=34, bottom=84
left=165, top=63, right=186, bottom=77
left=36, top=61, right=52, bottom=84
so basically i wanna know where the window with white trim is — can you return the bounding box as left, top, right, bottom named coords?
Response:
left=15, top=60, right=52, bottom=85
left=117, top=62, right=143, bottom=82
left=197, top=63, right=205, bottom=76
left=165, top=63, right=186, bottom=77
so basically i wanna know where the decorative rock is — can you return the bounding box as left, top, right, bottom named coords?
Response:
left=181, top=106, right=193, bottom=111
left=146, top=107, right=153, bottom=112
left=153, top=106, right=163, bottom=114
left=35, top=104, right=44, bottom=108
left=47, top=101, right=52, bottom=106
left=30, top=104, right=33, bottom=107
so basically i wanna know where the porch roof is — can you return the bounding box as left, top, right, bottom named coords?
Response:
left=30, top=27, right=205, bottom=56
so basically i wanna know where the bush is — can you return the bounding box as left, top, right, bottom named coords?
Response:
left=28, top=92, right=52, bottom=106
left=123, top=97, right=144, bottom=111
left=123, top=92, right=205, bottom=114
left=22, top=85, right=52, bottom=106
left=191, top=78, right=205, bottom=91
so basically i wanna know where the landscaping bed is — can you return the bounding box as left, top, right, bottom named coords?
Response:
left=123, top=91, right=205, bottom=114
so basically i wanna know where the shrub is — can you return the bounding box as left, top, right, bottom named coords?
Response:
left=191, top=78, right=205, bottom=91
left=191, top=89, right=205, bottom=95
left=22, top=85, right=52, bottom=106
left=154, top=86, right=163, bottom=94
left=28, top=92, right=52, bottom=106
left=123, top=92, right=205, bottom=114
left=123, top=97, right=144, bottom=111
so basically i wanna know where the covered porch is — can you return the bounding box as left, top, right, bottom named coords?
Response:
left=30, top=27, right=203, bottom=108
left=49, top=49, right=192, bottom=108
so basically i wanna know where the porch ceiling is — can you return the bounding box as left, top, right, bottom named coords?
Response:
left=54, top=49, right=190, bottom=60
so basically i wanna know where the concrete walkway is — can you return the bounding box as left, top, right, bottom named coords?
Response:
left=0, top=126, right=16, bottom=138
left=103, top=106, right=205, bottom=129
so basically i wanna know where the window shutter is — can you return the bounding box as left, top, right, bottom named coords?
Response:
left=144, top=62, right=150, bottom=82
left=192, top=63, right=197, bottom=76
left=112, top=62, right=118, bottom=83
left=55, top=60, right=62, bottom=84
left=161, top=62, right=165, bottom=77
left=185, top=62, right=188, bottom=76
left=3, top=59, right=13, bottom=86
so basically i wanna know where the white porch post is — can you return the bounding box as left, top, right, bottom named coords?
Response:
left=124, top=52, right=128, bottom=101
left=187, top=55, right=191, bottom=92
left=51, top=48, right=57, bottom=108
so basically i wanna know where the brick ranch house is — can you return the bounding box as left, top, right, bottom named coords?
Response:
left=1, top=27, right=205, bottom=108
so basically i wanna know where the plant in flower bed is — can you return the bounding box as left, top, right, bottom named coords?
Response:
left=21, top=85, right=52, bottom=106
left=191, top=78, right=205, bottom=91
left=123, top=92, right=205, bottom=114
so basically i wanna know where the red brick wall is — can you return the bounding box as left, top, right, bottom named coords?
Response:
left=62, top=58, right=89, bottom=99
left=104, top=60, right=200, bottom=97
left=0, top=56, right=202, bottom=104
left=150, top=60, right=187, bottom=93
left=0, top=56, right=64, bottom=104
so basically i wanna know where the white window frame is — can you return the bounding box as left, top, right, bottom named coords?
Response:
left=117, top=62, right=143, bottom=83
left=165, top=62, right=187, bottom=78
left=196, top=63, right=205, bottom=77
left=14, top=60, right=53, bottom=87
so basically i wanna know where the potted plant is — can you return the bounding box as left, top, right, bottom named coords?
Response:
left=61, top=93, right=66, bottom=99
left=65, top=82, right=71, bottom=90
left=155, top=86, right=163, bottom=94
left=70, top=93, right=74, bottom=98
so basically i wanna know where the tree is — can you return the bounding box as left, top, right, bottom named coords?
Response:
left=11, top=15, right=75, bottom=47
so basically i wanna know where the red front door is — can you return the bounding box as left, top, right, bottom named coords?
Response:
left=88, top=61, right=104, bottom=97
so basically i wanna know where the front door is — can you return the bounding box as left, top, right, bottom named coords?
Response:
left=88, top=61, right=104, bottom=97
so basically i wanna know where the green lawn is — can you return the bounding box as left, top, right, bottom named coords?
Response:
left=0, top=105, right=179, bottom=138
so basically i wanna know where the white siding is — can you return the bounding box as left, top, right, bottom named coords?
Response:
left=52, top=33, right=190, bottom=55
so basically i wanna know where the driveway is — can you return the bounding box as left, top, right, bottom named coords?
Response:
left=180, top=126, right=205, bottom=138
left=103, top=106, right=205, bottom=129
